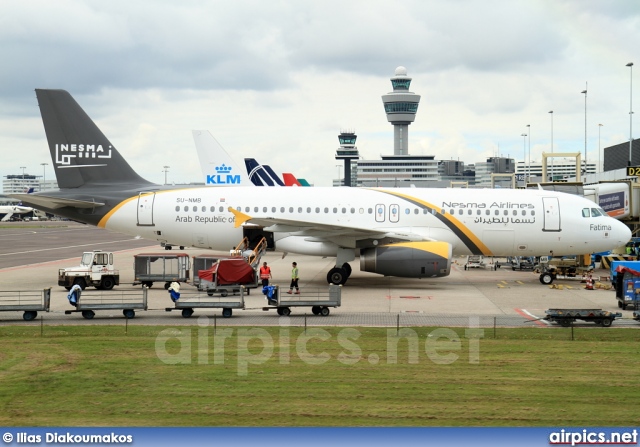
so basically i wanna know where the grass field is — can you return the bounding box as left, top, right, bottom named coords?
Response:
left=1, top=325, right=639, bottom=426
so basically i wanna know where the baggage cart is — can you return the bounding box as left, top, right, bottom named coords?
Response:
left=633, top=310, right=640, bottom=322
left=0, top=288, right=51, bottom=321
left=197, top=258, right=259, bottom=296
left=544, top=308, right=622, bottom=327
left=64, top=288, right=148, bottom=319
left=262, top=285, right=341, bottom=316
left=165, top=287, right=246, bottom=318
left=133, top=253, right=191, bottom=289
left=192, top=254, right=220, bottom=289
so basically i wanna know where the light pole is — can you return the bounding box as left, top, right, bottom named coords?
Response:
left=20, top=166, right=26, bottom=178
left=549, top=111, right=554, bottom=181
left=598, top=123, right=603, bottom=173
left=526, top=124, right=531, bottom=181
left=40, top=162, right=48, bottom=191
left=627, top=62, right=634, bottom=166
left=163, top=166, right=170, bottom=185
left=521, top=133, right=527, bottom=184
left=582, top=84, right=587, bottom=173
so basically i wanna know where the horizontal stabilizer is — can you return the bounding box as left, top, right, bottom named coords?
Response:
left=10, top=193, right=105, bottom=210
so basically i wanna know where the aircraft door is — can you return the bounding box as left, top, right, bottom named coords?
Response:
left=137, top=192, right=155, bottom=226
left=375, top=204, right=385, bottom=222
left=542, top=197, right=561, bottom=232
left=389, top=204, right=400, bottom=223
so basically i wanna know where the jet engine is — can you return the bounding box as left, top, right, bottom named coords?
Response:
left=360, top=241, right=452, bottom=278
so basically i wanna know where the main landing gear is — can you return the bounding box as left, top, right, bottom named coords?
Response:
left=327, top=263, right=352, bottom=285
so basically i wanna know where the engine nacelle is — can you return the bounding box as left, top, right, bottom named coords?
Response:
left=360, top=241, right=452, bottom=278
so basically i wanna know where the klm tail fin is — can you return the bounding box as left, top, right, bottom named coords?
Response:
left=35, top=89, right=152, bottom=189
left=192, top=130, right=252, bottom=187
left=244, top=158, right=284, bottom=186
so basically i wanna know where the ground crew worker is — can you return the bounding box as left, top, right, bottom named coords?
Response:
left=287, top=262, right=300, bottom=294
left=259, top=261, right=272, bottom=287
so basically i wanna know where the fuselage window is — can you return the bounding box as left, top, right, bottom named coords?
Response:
left=423, top=209, right=429, bottom=214
left=324, top=207, right=329, bottom=213
left=449, top=209, right=454, bottom=215
left=342, top=208, right=346, bottom=214
left=468, top=209, right=472, bottom=215
left=477, top=210, right=481, bottom=215
left=254, top=207, right=259, bottom=212
left=202, top=206, right=206, bottom=212
left=495, top=210, right=499, bottom=216
left=405, top=209, right=410, bottom=215
left=512, top=210, right=517, bottom=216
left=307, top=207, right=311, bottom=213
left=210, top=206, right=215, bottom=212
left=272, top=207, right=276, bottom=213
left=582, top=208, right=590, bottom=217
left=219, top=206, right=224, bottom=212
left=316, top=207, right=320, bottom=213
left=351, top=208, right=356, bottom=214
left=280, top=207, right=285, bottom=213
left=175, top=206, right=180, bottom=212
left=531, top=210, right=535, bottom=216
left=415, top=209, right=419, bottom=215
left=522, top=210, right=527, bottom=216
left=193, top=206, right=198, bottom=212
left=368, top=208, right=373, bottom=214
left=263, top=207, right=267, bottom=212
left=458, top=209, right=463, bottom=215
left=184, top=206, right=189, bottom=212
left=503, top=210, right=508, bottom=216
left=333, top=207, right=338, bottom=213
left=359, top=208, right=364, bottom=214
left=485, top=210, right=490, bottom=215
left=245, top=207, right=250, bottom=212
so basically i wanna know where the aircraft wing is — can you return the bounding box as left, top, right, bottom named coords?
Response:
left=10, top=194, right=105, bottom=210
left=228, top=208, right=430, bottom=247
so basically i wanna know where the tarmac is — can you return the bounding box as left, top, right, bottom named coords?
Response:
left=0, top=221, right=637, bottom=328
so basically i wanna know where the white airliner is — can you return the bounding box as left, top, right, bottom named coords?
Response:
left=0, top=204, right=34, bottom=222
left=13, top=89, right=632, bottom=285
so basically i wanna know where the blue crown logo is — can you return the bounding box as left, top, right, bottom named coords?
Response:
left=215, top=164, right=233, bottom=173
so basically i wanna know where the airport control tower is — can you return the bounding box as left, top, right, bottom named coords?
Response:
left=335, top=130, right=360, bottom=187
left=381, top=66, right=421, bottom=155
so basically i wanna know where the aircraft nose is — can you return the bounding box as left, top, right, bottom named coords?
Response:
left=614, top=220, right=632, bottom=245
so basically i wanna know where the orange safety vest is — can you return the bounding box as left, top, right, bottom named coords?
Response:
left=259, top=266, right=271, bottom=279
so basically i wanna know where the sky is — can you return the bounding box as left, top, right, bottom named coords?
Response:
left=0, top=0, right=639, bottom=188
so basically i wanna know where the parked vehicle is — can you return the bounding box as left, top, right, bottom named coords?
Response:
left=58, top=251, right=119, bottom=290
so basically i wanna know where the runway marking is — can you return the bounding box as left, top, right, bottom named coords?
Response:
left=0, top=239, right=144, bottom=257
left=515, top=308, right=548, bottom=327
left=399, top=296, right=421, bottom=299
left=497, top=284, right=505, bottom=288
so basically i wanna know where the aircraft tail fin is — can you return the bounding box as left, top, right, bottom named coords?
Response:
left=244, top=158, right=284, bottom=186
left=282, top=173, right=302, bottom=186
left=35, top=89, right=152, bottom=189
left=192, top=130, right=251, bottom=187
left=298, top=178, right=311, bottom=186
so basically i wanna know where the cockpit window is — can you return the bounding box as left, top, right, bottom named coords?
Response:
left=582, top=208, right=590, bottom=218
left=591, top=208, right=602, bottom=217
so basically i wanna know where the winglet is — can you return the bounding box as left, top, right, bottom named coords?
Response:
left=228, top=207, right=252, bottom=228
